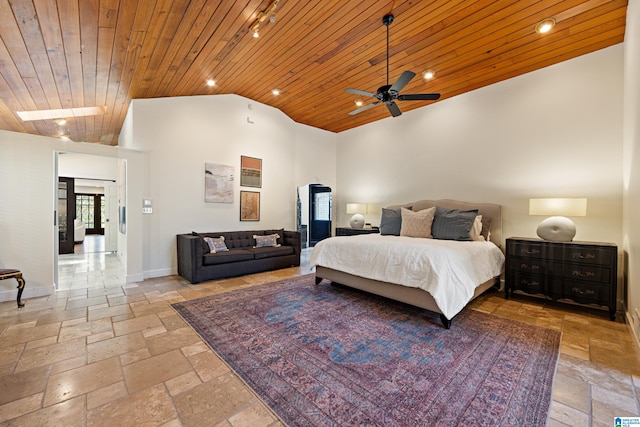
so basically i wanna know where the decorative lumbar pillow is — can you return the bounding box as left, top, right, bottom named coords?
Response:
left=203, top=236, right=229, bottom=253
left=254, top=233, right=281, bottom=248
left=432, top=207, right=478, bottom=241
left=400, top=207, right=436, bottom=238
left=469, top=214, right=485, bottom=241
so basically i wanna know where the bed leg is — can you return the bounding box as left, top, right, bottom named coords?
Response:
left=439, top=314, right=452, bottom=329
left=315, top=276, right=322, bottom=285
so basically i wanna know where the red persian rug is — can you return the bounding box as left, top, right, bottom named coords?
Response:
left=172, top=275, right=560, bottom=426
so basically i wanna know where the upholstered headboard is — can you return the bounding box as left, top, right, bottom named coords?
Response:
left=386, top=199, right=503, bottom=249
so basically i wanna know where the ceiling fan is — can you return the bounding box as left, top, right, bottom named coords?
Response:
left=345, top=14, right=441, bottom=117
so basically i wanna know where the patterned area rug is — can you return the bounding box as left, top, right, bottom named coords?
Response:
left=172, top=275, right=560, bottom=426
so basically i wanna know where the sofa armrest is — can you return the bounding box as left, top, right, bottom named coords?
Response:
left=283, top=230, right=301, bottom=256
left=177, top=234, right=203, bottom=283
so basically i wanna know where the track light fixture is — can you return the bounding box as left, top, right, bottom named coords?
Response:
left=250, top=0, right=279, bottom=38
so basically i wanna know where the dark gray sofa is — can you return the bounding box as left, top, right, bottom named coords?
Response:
left=177, top=229, right=301, bottom=284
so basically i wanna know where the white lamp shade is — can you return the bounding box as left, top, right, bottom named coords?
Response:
left=529, top=198, right=587, bottom=242
left=346, top=203, right=367, bottom=214
left=529, top=198, right=587, bottom=217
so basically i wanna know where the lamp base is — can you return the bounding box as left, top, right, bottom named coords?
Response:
left=536, top=216, right=576, bottom=242
left=350, top=214, right=365, bottom=229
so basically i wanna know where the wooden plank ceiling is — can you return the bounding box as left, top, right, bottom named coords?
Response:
left=0, top=0, right=628, bottom=145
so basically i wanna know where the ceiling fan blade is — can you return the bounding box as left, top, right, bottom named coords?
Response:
left=389, top=71, right=416, bottom=93
left=386, top=101, right=402, bottom=117
left=397, top=93, right=441, bottom=101
left=345, top=88, right=377, bottom=98
left=349, top=101, right=380, bottom=115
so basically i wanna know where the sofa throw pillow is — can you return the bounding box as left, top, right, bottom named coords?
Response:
left=254, top=233, right=281, bottom=248
left=400, top=206, right=436, bottom=238
left=203, top=236, right=229, bottom=253
left=432, top=207, right=478, bottom=241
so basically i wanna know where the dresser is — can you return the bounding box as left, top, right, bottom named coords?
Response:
left=335, top=227, right=380, bottom=236
left=505, top=237, right=617, bottom=320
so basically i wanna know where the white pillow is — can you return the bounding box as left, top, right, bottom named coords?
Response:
left=469, top=215, right=485, bottom=241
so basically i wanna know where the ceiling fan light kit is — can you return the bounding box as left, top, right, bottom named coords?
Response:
left=345, top=14, right=441, bottom=118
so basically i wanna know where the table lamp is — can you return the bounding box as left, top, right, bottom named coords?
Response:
left=529, top=198, right=587, bottom=242
left=346, top=203, right=367, bottom=229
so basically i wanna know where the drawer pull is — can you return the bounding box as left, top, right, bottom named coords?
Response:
left=571, top=287, right=595, bottom=296
left=572, top=270, right=595, bottom=278
left=521, top=248, right=540, bottom=255
left=520, top=279, right=540, bottom=287
left=520, top=263, right=541, bottom=270
left=572, top=252, right=596, bottom=260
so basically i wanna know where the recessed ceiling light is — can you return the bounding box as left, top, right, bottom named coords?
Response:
left=536, top=18, right=555, bottom=34
left=355, top=99, right=363, bottom=107
left=54, top=118, right=67, bottom=126
left=206, top=79, right=215, bottom=87
left=422, top=69, right=435, bottom=80
left=253, top=30, right=259, bottom=38
left=272, top=89, right=280, bottom=95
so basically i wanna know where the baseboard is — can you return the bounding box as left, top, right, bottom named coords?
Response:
left=143, top=268, right=174, bottom=280
left=0, top=283, right=54, bottom=304
left=126, top=272, right=144, bottom=283
left=620, top=302, right=640, bottom=354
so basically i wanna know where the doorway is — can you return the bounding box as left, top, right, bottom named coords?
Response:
left=309, top=184, right=332, bottom=246
left=54, top=152, right=126, bottom=290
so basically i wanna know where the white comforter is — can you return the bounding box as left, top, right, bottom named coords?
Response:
left=310, top=234, right=505, bottom=319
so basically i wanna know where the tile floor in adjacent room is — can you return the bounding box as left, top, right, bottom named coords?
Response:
left=0, top=247, right=638, bottom=426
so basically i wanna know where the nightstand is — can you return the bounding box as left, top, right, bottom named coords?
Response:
left=505, top=237, right=617, bottom=320
left=335, top=227, right=380, bottom=236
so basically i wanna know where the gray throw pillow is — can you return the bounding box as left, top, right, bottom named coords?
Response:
left=431, top=207, right=478, bottom=241
left=380, top=207, right=406, bottom=236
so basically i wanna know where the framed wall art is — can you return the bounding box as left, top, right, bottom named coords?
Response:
left=240, top=190, right=260, bottom=221
left=205, top=162, right=234, bottom=203
left=240, top=156, right=262, bottom=188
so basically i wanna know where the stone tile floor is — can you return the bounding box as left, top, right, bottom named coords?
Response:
left=0, top=248, right=638, bottom=426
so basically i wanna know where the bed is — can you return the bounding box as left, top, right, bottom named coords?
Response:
left=310, top=199, right=505, bottom=328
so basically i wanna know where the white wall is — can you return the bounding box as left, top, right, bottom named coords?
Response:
left=623, top=0, right=640, bottom=342
left=58, top=152, right=118, bottom=181
left=121, top=94, right=336, bottom=278
left=0, top=131, right=145, bottom=302
left=336, top=45, right=624, bottom=249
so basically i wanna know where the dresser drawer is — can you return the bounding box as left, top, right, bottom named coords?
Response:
left=562, top=264, right=611, bottom=284
left=508, top=241, right=555, bottom=260
left=508, top=272, right=546, bottom=295
left=554, top=280, right=611, bottom=306
left=563, top=246, right=615, bottom=266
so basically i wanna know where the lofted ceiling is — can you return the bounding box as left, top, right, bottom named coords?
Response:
left=0, top=0, right=628, bottom=146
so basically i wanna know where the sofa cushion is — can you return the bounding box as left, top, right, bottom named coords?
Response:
left=248, top=246, right=294, bottom=260
left=202, top=249, right=254, bottom=266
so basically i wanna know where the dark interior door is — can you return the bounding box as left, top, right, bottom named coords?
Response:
left=309, top=184, right=331, bottom=246
left=58, top=177, right=75, bottom=254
